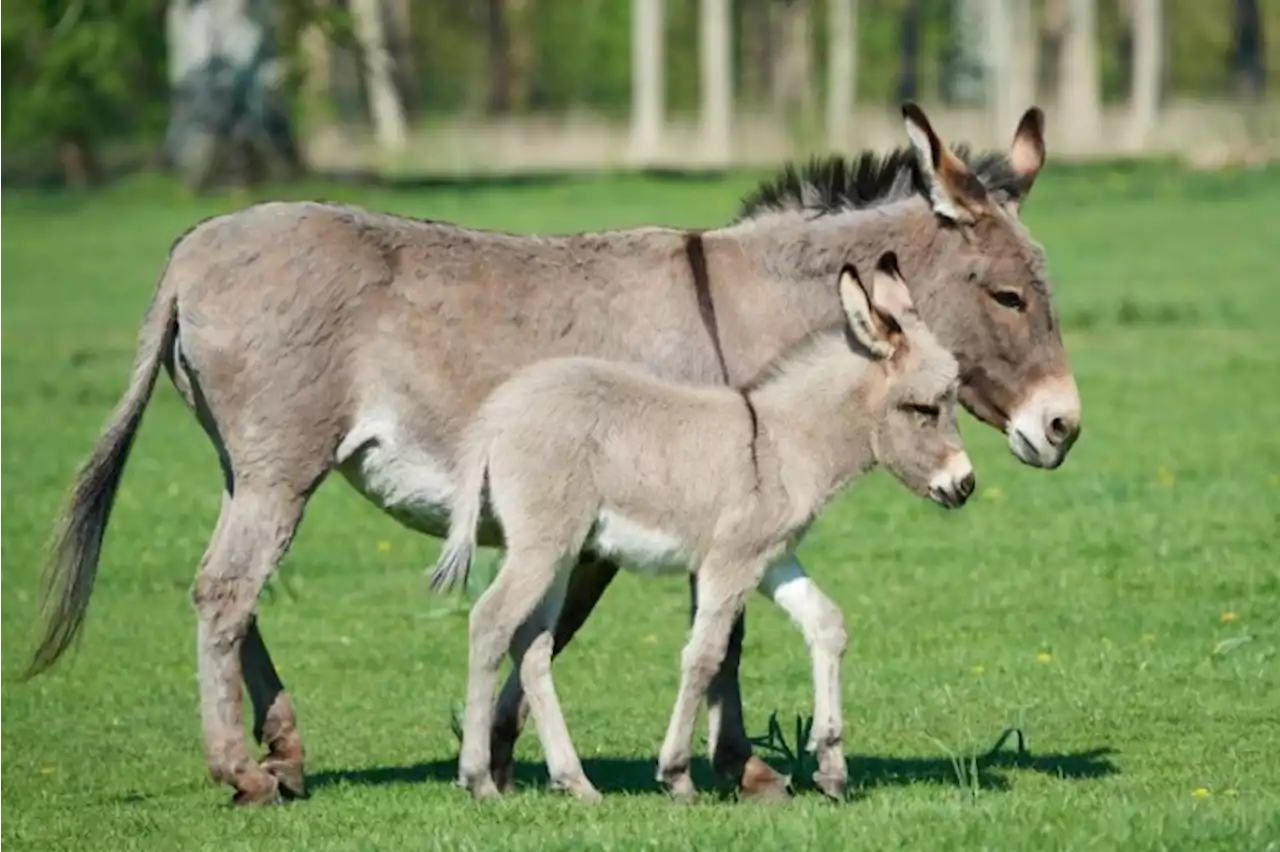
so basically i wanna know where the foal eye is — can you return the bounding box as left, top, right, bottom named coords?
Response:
left=992, top=290, right=1027, bottom=311
left=905, top=403, right=940, bottom=421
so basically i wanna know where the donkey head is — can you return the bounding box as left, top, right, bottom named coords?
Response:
left=840, top=252, right=973, bottom=509
left=901, top=103, right=1081, bottom=470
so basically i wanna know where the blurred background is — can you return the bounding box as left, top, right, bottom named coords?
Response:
left=2, top=0, right=1276, bottom=190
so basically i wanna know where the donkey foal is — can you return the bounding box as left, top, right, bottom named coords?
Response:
left=432, top=252, right=975, bottom=804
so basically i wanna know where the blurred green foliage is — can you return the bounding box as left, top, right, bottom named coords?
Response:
left=2, top=0, right=1276, bottom=176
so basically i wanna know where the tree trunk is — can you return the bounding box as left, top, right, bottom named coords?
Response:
left=1127, top=0, right=1161, bottom=150
left=699, top=0, right=732, bottom=163
left=351, top=0, right=408, bottom=152
left=896, top=0, right=920, bottom=103
left=772, top=0, right=814, bottom=119
left=946, top=0, right=987, bottom=105
left=630, top=0, right=665, bottom=163
left=985, top=0, right=1014, bottom=142
left=827, top=0, right=857, bottom=150
left=165, top=0, right=303, bottom=190
left=1058, top=0, right=1100, bottom=154
left=740, top=0, right=772, bottom=109
left=1232, top=0, right=1265, bottom=99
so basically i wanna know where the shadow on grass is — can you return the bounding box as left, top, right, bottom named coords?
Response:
left=307, top=745, right=1117, bottom=798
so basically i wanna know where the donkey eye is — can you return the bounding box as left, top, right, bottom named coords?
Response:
left=993, top=290, right=1027, bottom=312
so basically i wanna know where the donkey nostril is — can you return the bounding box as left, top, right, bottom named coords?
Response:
left=959, top=472, right=976, bottom=498
left=1047, top=415, right=1078, bottom=445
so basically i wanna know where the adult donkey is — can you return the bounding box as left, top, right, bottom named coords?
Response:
left=28, top=104, right=1080, bottom=805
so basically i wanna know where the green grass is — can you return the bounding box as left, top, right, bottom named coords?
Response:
left=3, top=164, right=1279, bottom=851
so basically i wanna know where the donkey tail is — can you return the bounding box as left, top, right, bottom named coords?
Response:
left=26, top=265, right=179, bottom=678
left=429, top=434, right=491, bottom=595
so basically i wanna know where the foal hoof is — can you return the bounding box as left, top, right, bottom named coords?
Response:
left=551, top=774, right=603, bottom=805
left=813, top=770, right=848, bottom=802
left=262, top=757, right=307, bottom=800
left=490, top=757, right=516, bottom=794
left=739, top=756, right=792, bottom=803
left=467, top=776, right=503, bottom=803
left=231, top=775, right=283, bottom=807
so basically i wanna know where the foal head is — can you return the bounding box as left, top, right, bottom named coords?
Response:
left=839, top=253, right=974, bottom=509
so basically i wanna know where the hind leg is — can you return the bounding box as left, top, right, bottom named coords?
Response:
left=459, top=545, right=567, bottom=801
left=511, top=571, right=600, bottom=802
left=489, top=552, right=619, bottom=791
left=194, top=485, right=306, bottom=805
left=242, top=619, right=306, bottom=798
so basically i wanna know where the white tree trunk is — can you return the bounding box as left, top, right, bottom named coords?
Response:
left=630, top=0, right=665, bottom=163
left=826, top=0, right=857, bottom=151
left=1059, top=0, right=1100, bottom=154
left=351, top=0, right=408, bottom=153
left=699, top=0, right=732, bottom=164
left=985, top=0, right=1015, bottom=144
left=1127, top=0, right=1162, bottom=150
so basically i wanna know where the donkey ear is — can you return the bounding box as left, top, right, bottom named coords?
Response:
left=868, top=251, right=917, bottom=325
left=1006, top=107, right=1046, bottom=212
left=839, top=265, right=895, bottom=360
left=902, top=102, right=990, bottom=223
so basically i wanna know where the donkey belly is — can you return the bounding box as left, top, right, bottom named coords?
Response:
left=588, top=509, right=690, bottom=577
left=335, top=408, right=455, bottom=539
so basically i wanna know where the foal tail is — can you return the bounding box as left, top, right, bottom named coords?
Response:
left=26, top=265, right=180, bottom=678
left=429, top=433, right=491, bottom=595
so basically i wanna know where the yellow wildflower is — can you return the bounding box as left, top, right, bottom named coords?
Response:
left=376, top=540, right=393, bottom=554
left=1191, top=787, right=1211, bottom=800
left=982, top=486, right=1004, bottom=502
left=971, top=665, right=986, bottom=676
left=1220, top=611, right=1239, bottom=624
left=1156, top=467, right=1175, bottom=487
left=1035, top=651, right=1053, bottom=665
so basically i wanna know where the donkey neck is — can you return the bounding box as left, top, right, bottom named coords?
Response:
left=747, top=333, right=881, bottom=508
left=705, top=198, right=953, bottom=382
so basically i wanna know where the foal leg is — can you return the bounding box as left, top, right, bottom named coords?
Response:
left=242, top=619, right=306, bottom=798
left=758, top=556, right=849, bottom=800
left=658, top=561, right=758, bottom=804
left=510, top=573, right=601, bottom=803
left=194, top=485, right=306, bottom=805
left=693, top=578, right=789, bottom=801
left=459, top=546, right=564, bottom=801
left=489, top=553, right=619, bottom=791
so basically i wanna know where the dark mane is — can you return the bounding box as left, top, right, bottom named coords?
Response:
left=736, top=145, right=1028, bottom=221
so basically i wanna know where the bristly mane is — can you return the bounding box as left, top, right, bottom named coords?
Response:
left=736, top=145, right=1028, bottom=221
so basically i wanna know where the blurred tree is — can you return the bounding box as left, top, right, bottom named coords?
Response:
left=773, top=0, right=814, bottom=122
left=1, top=0, right=167, bottom=186
left=351, top=0, right=407, bottom=151
left=945, top=0, right=987, bottom=104
left=1059, top=0, right=1100, bottom=152
left=1233, top=0, right=1265, bottom=98
left=896, top=0, right=920, bottom=103
left=164, top=0, right=303, bottom=189
left=827, top=0, right=856, bottom=150
left=1127, top=0, right=1162, bottom=149
left=700, top=0, right=732, bottom=161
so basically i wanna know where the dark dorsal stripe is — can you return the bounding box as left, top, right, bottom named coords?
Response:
left=738, top=388, right=762, bottom=490
left=683, top=230, right=731, bottom=385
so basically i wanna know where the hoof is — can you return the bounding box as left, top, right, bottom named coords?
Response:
left=662, top=775, right=699, bottom=805
left=813, top=770, right=848, bottom=802
left=231, top=774, right=283, bottom=807
left=466, top=775, right=503, bottom=803
left=491, top=758, right=516, bottom=795
left=262, top=757, right=307, bottom=800
left=739, top=756, right=792, bottom=803
left=551, top=774, right=602, bottom=805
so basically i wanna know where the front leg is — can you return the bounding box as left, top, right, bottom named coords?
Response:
left=758, top=556, right=849, bottom=800
left=693, top=576, right=793, bottom=801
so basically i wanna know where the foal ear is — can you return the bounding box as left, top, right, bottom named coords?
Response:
left=868, top=251, right=917, bottom=327
left=1006, top=106, right=1046, bottom=213
left=902, top=102, right=990, bottom=223
left=839, top=265, right=896, bottom=360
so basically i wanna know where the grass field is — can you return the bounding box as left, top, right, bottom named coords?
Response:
left=3, top=162, right=1279, bottom=851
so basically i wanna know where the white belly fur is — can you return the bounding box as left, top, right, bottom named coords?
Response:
left=589, top=509, right=689, bottom=576
left=336, top=408, right=455, bottom=536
